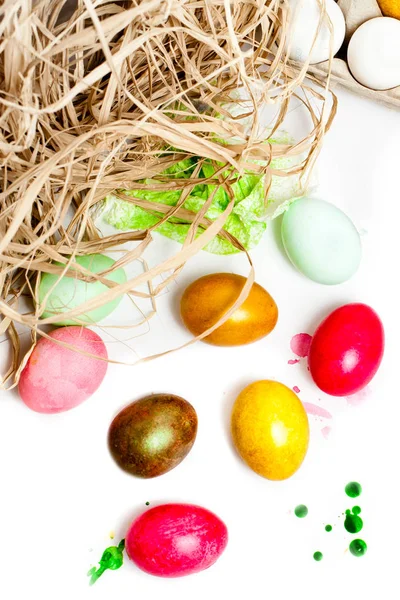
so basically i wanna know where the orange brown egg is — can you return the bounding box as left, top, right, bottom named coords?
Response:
left=377, top=0, right=400, bottom=20
left=180, top=273, right=278, bottom=346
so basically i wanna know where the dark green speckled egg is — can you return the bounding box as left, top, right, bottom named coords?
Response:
left=108, top=394, right=198, bottom=478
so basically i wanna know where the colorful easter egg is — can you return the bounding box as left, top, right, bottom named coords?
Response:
left=180, top=273, right=278, bottom=346
left=38, top=254, right=126, bottom=325
left=18, top=326, right=108, bottom=413
left=108, top=394, right=198, bottom=478
left=281, top=197, right=361, bottom=285
left=308, top=303, right=384, bottom=396
left=377, top=0, right=400, bottom=20
left=126, top=503, right=228, bottom=577
left=231, top=381, right=309, bottom=480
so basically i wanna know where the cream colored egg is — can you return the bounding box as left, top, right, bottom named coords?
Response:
left=286, top=0, right=346, bottom=64
left=347, top=18, right=400, bottom=90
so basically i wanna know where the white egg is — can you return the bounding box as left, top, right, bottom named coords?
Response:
left=347, top=18, right=400, bottom=91
left=285, top=0, right=346, bottom=64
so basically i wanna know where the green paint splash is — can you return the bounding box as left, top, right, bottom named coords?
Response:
left=345, top=482, right=362, bottom=498
left=293, top=480, right=368, bottom=562
left=87, top=539, right=125, bottom=585
left=294, top=504, right=308, bottom=518
left=349, top=539, right=367, bottom=557
left=344, top=508, right=363, bottom=534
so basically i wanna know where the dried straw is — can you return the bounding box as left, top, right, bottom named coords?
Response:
left=0, top=0, right=336, bottom=389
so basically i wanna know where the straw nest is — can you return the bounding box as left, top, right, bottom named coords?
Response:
left=0, top=0, right=336, bottom=389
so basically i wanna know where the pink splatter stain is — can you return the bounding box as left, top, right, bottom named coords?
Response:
left=293, top=386, right=300, bottom=393
left=288, top=359, right=300, bottom=365
left=290, top=333, right=312, bottom=358
left=321, top=426, right=331, bottom=439
left=302, top=402, right=332, bottom=419
left=346, top=388, right=370, bottom=407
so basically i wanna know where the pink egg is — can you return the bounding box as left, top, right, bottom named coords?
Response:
left=19, top=326, right=108, bottom=413
left=308, top=303, right=384, bottom=396
left=126, top=503, right=228, bottom=577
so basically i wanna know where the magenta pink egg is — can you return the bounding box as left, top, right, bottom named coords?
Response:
left=126, top=503, right=228, bottom=577
left=308, top=303, right=384, bottom=396
left=19, top=326, right=108, bottom=413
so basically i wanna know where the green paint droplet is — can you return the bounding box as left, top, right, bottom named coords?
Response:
left=294, top=504, right=308, bottom=518
left=349, top=539, right=367, bottom=557
left=345, top=482, right=362, bottom=498
left=325, top=525, right=332, bottom=532
left=344, top=508, right=363, bottom=534
left=145, top=502, right=150, bottom=506
left=352, top=506, right=361, bottom=515
left=313, top=551, right=323, bottom=561
left=87, top=539, right=125, bottom=585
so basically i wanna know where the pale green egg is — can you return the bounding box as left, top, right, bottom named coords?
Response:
left=38, top=254, right=127, bottom=325
left=281, top=198, right=361, bottom=285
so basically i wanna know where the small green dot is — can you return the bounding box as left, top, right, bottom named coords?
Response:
left=313, top=551, right=323, bottom=561
left=345, top=482, right=362, bottom=498
left=352, top=506, right=361, bottom=515
left=145, top=502, right=150, bottom=506
left=349, top=539, right=367, bottom=557
left=344, top=510, right=363, bottom=534
left=325, top=525, right=332, bottom=532
left=294, top=504, right=308, bottom=518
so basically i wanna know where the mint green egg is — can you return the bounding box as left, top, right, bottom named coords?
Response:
left=38, top=254, right=127, bottom=325
left=281, top=198, right=361, bottom=285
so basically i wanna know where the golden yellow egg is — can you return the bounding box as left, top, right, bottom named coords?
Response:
left=377, top=0, right=400, bottom=20
left=231, top=381, right=309, bottom=481
left=180, top=273, right=278, bottom=346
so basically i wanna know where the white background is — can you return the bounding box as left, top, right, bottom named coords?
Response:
left=1, top=88, right=399, bottom=600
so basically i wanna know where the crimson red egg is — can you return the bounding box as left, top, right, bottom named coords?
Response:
left=126, top=503, right=228, bottom=577
left=308, top=303, right=384, bottom=396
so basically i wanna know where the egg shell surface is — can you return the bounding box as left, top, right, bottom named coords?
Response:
left=377, top=0, right=400, bottom=20
left=231, top=380, right=309, bottom=481
left=281, top=197, right=361, bottom=285
left=308, top=303, right=384, bottom=396
left=347, top=18, right=400, bottom=90
left=18, top=326, right=108, bottom=413
left=286, top=0, right=346, bottom=64
left=126, top=503, right=228, bottom=577
left=38, top=254, right=127, bottom=325
left=108, top=394, right=198, bottom=478
left=180, top=273, right=278, bottom=346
